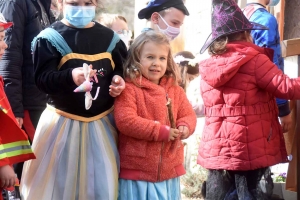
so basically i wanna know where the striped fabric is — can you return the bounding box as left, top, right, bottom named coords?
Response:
left=0, top=78, right=35, bottom=166
left=20, top=106, right=119, bottom=200
left=0, top=140, right=32, bottom=160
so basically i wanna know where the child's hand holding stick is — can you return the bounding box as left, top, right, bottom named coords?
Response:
left=166, top=98, right=181, bottom=152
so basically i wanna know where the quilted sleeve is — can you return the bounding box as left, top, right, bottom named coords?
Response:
left=251, top=11, right=289, bottom=115
left=255, top=54, right=300, bottom=99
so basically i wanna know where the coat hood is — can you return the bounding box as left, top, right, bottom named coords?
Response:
left=199, top=41, right=274, bottom=87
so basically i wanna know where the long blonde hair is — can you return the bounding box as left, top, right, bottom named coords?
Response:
left=124, top=31, right=181, bottom=86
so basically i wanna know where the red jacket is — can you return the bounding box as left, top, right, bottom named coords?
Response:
left=0, top=77, right=35, bottom=167
left=114, top=77, right=197, bottom=182
left=198, top=41, right=300, bottom=171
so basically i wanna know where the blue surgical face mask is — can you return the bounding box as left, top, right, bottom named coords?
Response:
left=64, top=5, right=95, bottom=28
left=268, top=0, right=280, bottom=6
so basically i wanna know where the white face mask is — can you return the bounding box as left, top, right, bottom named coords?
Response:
left=156, top=14, right=181, bottom=41
left=118, top=34, right=130, bottom=49
left=268, top=0, right=280, bottom=6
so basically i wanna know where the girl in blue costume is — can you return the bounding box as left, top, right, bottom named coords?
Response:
left=20, top=0, right=127, bottom=199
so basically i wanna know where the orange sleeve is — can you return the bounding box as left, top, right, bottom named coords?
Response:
left=176, top=88, right=197, bottom=136
left=114, top=85, right=167, bottom=142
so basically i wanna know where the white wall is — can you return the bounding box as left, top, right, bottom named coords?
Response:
left=134, top=0, right=148, bottom=38
left=184, top=0, right=211, bottom=58
left=284, top=56, right=299, bottom=78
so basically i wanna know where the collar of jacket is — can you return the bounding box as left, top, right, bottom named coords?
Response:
left=126, top=76, right=176, bottom=90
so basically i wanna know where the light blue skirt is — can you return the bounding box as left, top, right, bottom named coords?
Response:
left=118, top=178, right=181, bottom=200
left=20, top=106, right=119, bottom=200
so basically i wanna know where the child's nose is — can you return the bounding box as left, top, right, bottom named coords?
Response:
left=153, top=58, right=160, bottom=66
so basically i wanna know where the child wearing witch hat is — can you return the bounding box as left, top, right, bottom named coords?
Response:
left=138, top=0, right=189, bottom=41
left=198, top=0, right=300, bottom=199
left=0, top=13, right=35, bottom=200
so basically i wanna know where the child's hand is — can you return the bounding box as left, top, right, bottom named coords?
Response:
left=109, top=75, right=125, bottom=97
left=72, top=67, right=86, bottom=86
left=169, top=128, right=179, bottom=141
left=280, top=113, right=293, bottom=132
left=0, top=165, right=16, bottom=188
left=72, top=66, right=97, bottom=86
left=178, top=125, right=190, bottom=140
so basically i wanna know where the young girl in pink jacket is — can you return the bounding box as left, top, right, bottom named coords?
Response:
left=114, top=31, right=197, bottom=200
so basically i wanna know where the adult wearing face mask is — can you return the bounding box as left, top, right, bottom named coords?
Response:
left=138, top=0, right=189, bottom=41
left=96, top=13, right=132, bottom=49
left=243, top=0, right=292, bottom=133
left=0, top=0, right=54, bottom=180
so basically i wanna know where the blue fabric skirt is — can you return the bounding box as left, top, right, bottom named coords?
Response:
left=20, top=106, right=119, bottom=200
left=118, top=178, right=181, bottom=200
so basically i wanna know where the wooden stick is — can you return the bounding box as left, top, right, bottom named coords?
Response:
left=166, top=98, right=181, bottom=153
left=166, top=98, right=176, bottom=128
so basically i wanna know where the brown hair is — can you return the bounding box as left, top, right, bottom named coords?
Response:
left=208, top=31, right=253, bottom=55
left=124, top=30, right=181, bottom=86
left=174, top=51, right=199, bottom=91
left=57, top=0, right=104, bottom=15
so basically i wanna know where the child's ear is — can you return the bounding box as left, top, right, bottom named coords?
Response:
left=151, top=12, right=159, bottom=25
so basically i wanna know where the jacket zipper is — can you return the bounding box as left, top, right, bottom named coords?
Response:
left=157, top=142, right=164, bottom=181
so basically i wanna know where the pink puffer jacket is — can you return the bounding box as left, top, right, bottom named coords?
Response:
left=198, top=41, right=300, bottom=171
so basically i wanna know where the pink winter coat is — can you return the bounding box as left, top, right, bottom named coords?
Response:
left=115, top=77, right=197, bottom=182
left=198, top=41, right=300, bottom=171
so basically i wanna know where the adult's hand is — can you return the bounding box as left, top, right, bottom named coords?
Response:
left=280, top=113, right=293, bottom=132
left=16, top=117, right=23, bottom=128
